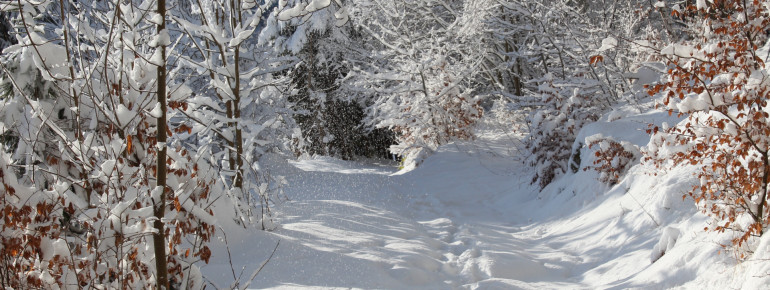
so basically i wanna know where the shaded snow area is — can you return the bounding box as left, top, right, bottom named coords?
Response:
left=204, top=112, right=770, bottom=289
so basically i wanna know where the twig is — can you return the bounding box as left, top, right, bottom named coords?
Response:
left=238, top=240, right=280, bottom=290
left=627, top=188, right=660, bottom=227
left=218, top=227, right=238, bottom=283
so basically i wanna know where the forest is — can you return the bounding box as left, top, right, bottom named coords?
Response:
left=0, top=0, right=769, bottom=289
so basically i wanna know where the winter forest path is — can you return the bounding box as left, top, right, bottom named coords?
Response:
left=205, top=130, right=663, bottom=289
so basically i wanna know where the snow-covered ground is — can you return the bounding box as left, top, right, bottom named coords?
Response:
left=203, top=112, right=770, bottom=289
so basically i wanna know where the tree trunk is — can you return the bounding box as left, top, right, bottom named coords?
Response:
left=153, top=0, right=170, bottom=288
left=233, top=46, right=243, bottom=189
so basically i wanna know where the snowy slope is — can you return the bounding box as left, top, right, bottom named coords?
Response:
left=203, top=111, right=770, bottom=289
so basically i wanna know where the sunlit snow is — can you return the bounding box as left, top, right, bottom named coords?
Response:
left=205, top=111, right=767, bottom=289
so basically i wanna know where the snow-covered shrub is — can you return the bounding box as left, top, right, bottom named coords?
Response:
left=174, top=0, right=309, bottom=230
left=287, top=30, right=395, bottom=160
left=0, top=1, right=227, bottom=288
left=586, top=135, right=641, bottom=185
left=474, top=0, right=665, bottom=188
left=645, top=0, right=770, bottom=252
left=346, top=0, right=483, bottom=164
left=384, top=60, right=483, bottom=151
left=391, top=145, right=431, bottom=171
left=650, top=227, right=681, bottom=263
left=527, top=78, right=602, bottom=189
left=0, top=148, right=65, bottom=288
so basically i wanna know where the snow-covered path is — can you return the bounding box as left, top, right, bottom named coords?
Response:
left=259, top=143, right=568, bottom=289
left=204, top=129, right=748, bottom=289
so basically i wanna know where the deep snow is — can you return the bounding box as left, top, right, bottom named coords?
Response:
left=204, top=112, right=770, bottom=289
